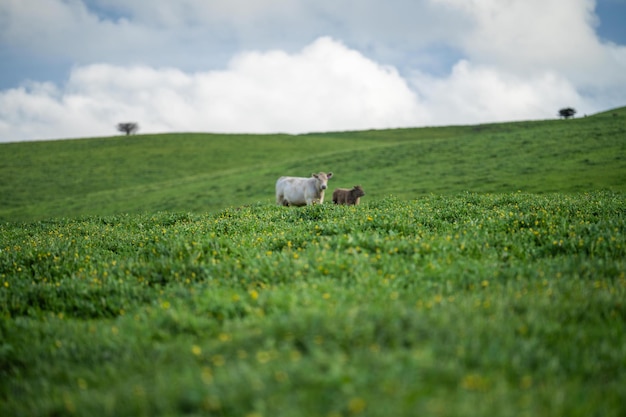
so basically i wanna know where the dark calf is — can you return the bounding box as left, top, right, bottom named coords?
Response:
left=332, top=185, right=365, bottom=205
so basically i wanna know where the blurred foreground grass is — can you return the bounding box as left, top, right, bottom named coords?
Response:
left=1, top=192, right=625, bottom=416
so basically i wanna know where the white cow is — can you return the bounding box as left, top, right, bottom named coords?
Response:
left=275, top=172, right=333, bottom=206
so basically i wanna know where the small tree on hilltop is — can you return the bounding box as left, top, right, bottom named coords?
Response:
left=117, top=122, right=139, bottom=135
left=558, top=108, right=576, bottom=119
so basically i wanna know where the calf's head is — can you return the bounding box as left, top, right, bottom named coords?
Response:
left=352, top=185, right=365, bottom=197
left=312, top=172, right=333, bottom=190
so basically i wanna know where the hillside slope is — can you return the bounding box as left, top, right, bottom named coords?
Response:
left=1, top=107, right=625, bottom=222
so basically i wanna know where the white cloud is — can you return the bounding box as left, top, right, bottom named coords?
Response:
left=411, top=60, right=586, bottom=125
left=432, top=0, right=626, bottom=86
left=0, top=37, right=426, bottom=142
left=0, top=0, right=466, bottom=72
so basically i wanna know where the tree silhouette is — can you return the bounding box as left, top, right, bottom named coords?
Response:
left=117, top=122, right=139, bottom=135
left=558, top=108, right=576, bottom=119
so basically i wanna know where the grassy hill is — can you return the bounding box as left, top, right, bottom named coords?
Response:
left=1, top=108, right=626, bottom=416
left=1, top=107, right=625, bottom=222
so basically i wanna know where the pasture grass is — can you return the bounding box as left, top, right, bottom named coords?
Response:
left=1, top=192, right=625, bottom=416
left=1, top=107, right=625, bottom=222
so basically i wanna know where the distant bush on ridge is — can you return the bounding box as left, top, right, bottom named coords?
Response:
left=558, top=107, right=576, bottom=119
left=117, top=122, right=139, bottom=135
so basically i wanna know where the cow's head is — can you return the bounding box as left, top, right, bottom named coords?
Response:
left=312, top=172, right=333, bottom=190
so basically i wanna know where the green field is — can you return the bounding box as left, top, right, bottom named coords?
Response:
left=1, top=107, right=625, bottom=222
left=1, top=109, right=626, bottom=416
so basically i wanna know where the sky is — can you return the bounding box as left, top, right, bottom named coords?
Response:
left=0, top=0, right=625, bottom=142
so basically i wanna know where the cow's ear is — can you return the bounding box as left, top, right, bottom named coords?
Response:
left=312, top=173, right=318, bottom=178
left=327, top=172, right=333, bottom=178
